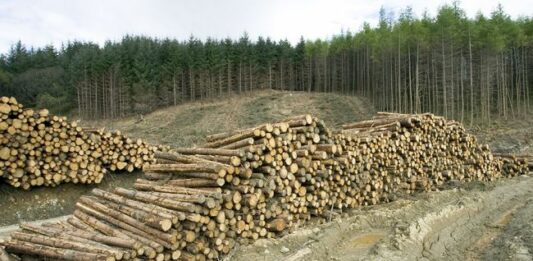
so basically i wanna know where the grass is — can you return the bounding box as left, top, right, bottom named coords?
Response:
left=86, top=90, right=376, bottom=148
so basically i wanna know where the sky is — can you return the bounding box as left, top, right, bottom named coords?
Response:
left=0, top=0, right=530, bottom=54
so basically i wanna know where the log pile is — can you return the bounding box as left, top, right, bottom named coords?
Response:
left=493, top=153, right=532, bottom=177
left=1, top=113, right=530, bottom=260
left=0, top=96, right=157, bottom=189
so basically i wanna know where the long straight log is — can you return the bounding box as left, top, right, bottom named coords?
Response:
left=143, top=163, right=227, bottom=174
left=137, top=177, right=224, bottom=188
left=1, top=239, right=113, bottom=261
left=91, top=189, right=181, bottom=223
left=169, top=148, right=244, bottom=157
left=124, top=184, right=221, bottom=198
left=90, top=197, right=173, bottom=232
left=20, top=222, right=140, bottom=251
left=74, top=206, right=174, bottom=250
left=10, top=232, right=123, bottom=260
left=220, top=138, right=255, bottom=150
left=114, top=188, right=206, bottom=213
left=204, top=130, right=259, bottom=148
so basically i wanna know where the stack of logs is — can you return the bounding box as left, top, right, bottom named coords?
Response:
left=493, top=153, right=532, bottom=177
left=0, top=96, right=157, bottom=189
left=1, top=113, right=530, bottom=260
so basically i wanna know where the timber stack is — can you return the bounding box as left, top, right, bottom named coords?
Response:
left=0, top=96, right=157, bottom=189
left=1, top=113, right=530, bottom=260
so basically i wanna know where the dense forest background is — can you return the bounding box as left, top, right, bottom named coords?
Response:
left=0, top=3, right=531, bottom=124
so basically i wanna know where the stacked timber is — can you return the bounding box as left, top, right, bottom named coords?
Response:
left=1, top=113, right=530, bottom=260
left=85, top=128, right=158, bottom=173
left=0, top=97, right=157, bottom=189
left=493, top=153, right=532, bottom=177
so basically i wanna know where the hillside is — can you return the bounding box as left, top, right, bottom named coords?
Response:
left=90, top=90, right=376, bottom=148
left=92, top=89, right=533, bottom=155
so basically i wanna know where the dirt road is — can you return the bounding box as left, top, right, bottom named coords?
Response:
left=229, top=175, right=533, bottom=261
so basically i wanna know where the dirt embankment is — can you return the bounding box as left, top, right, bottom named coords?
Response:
left=229, top=175, right=533, bottom=261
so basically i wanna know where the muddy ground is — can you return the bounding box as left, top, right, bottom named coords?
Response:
left=228, top=174, right=533, bottom=261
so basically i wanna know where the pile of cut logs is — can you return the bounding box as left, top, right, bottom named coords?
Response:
left=493, top=153, right=532, bottom=177
left=0, top=96, right=157, bottom=189
left=1, top=113, right=530, bottom=260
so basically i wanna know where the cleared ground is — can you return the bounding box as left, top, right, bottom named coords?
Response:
left=1, top=90, right=532, bottom=261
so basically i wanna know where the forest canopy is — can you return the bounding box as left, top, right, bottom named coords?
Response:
left=0, top=3, right=531, bottom=124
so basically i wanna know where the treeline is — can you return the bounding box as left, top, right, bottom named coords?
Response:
left=0, top=4, right=532, bottom=123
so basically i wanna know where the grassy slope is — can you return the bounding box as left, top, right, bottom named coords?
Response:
left=91, top=90, right=376, bottom=148
left=89, top=89, right=533, bottom=154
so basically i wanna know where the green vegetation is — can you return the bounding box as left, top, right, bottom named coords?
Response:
left=0, top=3, right=531, bottom=124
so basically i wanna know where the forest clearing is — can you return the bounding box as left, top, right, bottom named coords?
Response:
left=1, top=1, right=533, bottom=261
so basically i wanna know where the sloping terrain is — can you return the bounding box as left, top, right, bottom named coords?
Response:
left=92, top=90, right=375, bottom=148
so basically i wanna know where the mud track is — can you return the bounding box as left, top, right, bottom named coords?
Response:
left=229, top=175, right=533, bottom=261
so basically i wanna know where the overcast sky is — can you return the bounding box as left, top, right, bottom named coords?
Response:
left=0, top=0, right=530, bottom=54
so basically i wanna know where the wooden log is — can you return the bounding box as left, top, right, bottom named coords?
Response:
left=1, top=239, right=113, bottom=261
left=20, top=222, right=140, bottom=251
left=220, top=138, right=255, bottom=150
left=142, top=178, right=223, bottom=187
left=143, top=163, right=226, bottom=174
left=91, top=189, right=180, bottom=223
left=114, top=188, right=207, bottom=213
left=90, top=196, right=173, bottom=231
left=10, top=231, right=123, bottom=260
left=170, top=148, right=245, bottom=158
left=78, top=203, right=176, bottom=252
left=68, top=210, right=164, bottom=253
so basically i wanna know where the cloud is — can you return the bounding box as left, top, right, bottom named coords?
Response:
left=0, top=0, right=529, bottom=54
